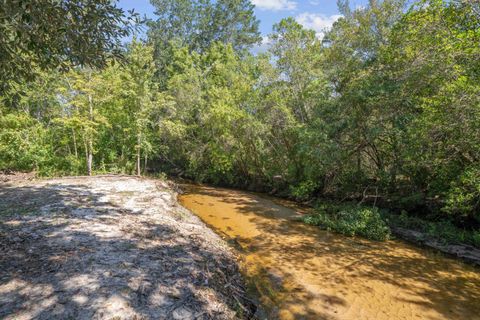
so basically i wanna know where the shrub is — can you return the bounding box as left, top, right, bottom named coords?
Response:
left=304, top=203, right=391, bottom=241
left=0, top=113, right=52, bottom=172
left=384, top=211, right=480, bottom=248
left=473, top=231, right=480, bottom=248
left=290, top=180, right=318, bottom=201
left=395, top=193, right=425, bottom=211
left=443, top=167, right=480, bottom=222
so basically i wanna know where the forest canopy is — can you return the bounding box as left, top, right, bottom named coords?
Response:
left=1, top=0, right=479, bottom=240
left=0, top=0, right=138, bottom=96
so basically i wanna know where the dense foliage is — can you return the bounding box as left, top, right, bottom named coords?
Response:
left=0, top=0, right=138, bottom=96
left=1, top=0, right=479, bottom=241
left=147, top=0, right=261, bottom=87
left=304, top=204, right=391, bottom=241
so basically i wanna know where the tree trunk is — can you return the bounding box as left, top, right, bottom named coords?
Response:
left=87, top=140, right=93, bottom=176
left=144, top=153, right=148, bottom=175
left=72, top=128, right=78, bottom=158
left=87, top=93, right=94, bottom=176
left=83, top=138, right=90, bottom=175
left=136, top=133, right=141, bottom=176
left=136, top=149, right=141, bottom=176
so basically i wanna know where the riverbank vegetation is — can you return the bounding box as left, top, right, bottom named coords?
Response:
left=304, top=203, right=391, bottom=241
left=1, top=0, right=479, bottom=243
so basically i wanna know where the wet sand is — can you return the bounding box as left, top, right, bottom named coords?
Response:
left=179, top=184, right=480, bottom=320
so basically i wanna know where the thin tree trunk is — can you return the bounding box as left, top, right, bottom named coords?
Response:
left=87, top=140, right=93, bottom=176
left=144, top=153, right=148, bottom=175
left=72, top=128, right=78, bottom=158
left=87, top=94, right=94, bottom=176
left=136, top=133, right=141, bottom=176
left=83, top=137, right=89, bottom=174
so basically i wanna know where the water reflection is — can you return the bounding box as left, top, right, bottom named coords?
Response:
left=179, top=184, right=480, bottom=320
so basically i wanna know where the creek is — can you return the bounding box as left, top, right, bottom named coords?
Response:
left=179, top=184, right=480, bottom=320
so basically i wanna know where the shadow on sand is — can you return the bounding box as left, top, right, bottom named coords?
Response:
left=180, top=184, right=480, bottom=320
left=0, top=179, right=255, bottom=319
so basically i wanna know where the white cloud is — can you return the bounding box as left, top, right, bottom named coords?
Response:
left=252, top=0, right=297, bottom=11
left=295, top=13, right=342, bottom=39
left=251, top=36, right=272, bottom=55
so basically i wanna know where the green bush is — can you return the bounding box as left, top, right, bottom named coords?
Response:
left=443, top=167, right=480, bottom=222
left=304, top=203, right=391, bottom=241
left=395, top=193, right=425, bottom=211
left=384, top=211, right=480, bottom=248
left=0, top=113, right=52, bottom=172
left=290, top=180, right=318, bottom=201
left=473, top=231, right=480, bottom=248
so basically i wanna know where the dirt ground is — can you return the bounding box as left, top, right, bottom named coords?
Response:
left=0, top=175, right=255, bottom=320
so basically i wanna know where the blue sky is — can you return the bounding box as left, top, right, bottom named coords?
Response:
left=118, top=0, right=369, bottom=37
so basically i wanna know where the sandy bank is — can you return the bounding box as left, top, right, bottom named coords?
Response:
left=0, top=176, right=254, bottom=319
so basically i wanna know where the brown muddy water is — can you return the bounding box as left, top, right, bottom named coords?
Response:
left=178, top=184, right=480, bottom=320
